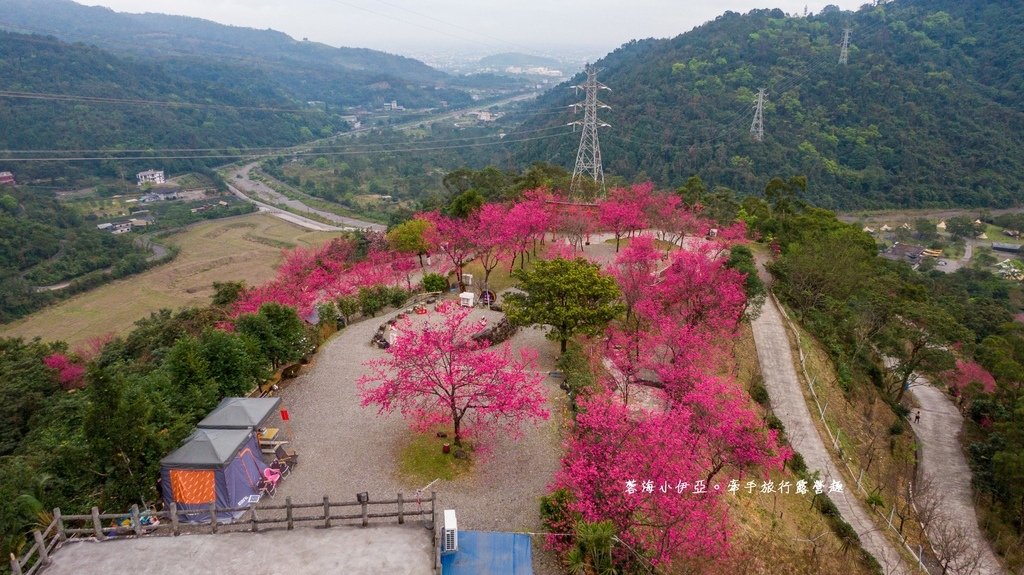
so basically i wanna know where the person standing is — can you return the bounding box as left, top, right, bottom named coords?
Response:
left=914, top=410, right=921, bottom=424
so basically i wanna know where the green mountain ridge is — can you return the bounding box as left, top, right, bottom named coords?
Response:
left=0, top=0, right=445, bottom=84
left=0, top=30, right=353, bottom=183
left=515, top=0, right=1024, bottom=209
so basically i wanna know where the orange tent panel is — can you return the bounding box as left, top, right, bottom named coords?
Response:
left=169, top=469, right=216, bottom=504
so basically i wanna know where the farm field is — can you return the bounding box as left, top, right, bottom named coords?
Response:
left=0, top=214, right=343, bottom=348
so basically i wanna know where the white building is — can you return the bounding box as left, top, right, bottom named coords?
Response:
left=136, top=170, right=165, bottom=186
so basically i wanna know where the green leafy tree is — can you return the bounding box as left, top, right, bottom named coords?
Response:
left=212, top=281, right=246, bottom=307
left=914, top=218, right=938, bottom=243
left=726, top=245, right=766, bottom=320
left=235, top=303, right=307, bottom=369
left=946, top=216, right=982, bottom=239
left=386, top=219, right=431, bottom=266
left=676, top=175, right=707, bottom=205
left=422, top=272, right=448, bottom=293
left=197, top=328, right=267, bottom=397
left=446, top=189, right=484, bottom=219
left=336, top=295, right=359, bottom=325
left=876, top=301, right=970, bottom=402
left=162, top=335, right=219, bottom=416
left=504, top=258, right=623, bottom=353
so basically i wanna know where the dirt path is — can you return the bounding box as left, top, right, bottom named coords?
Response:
left=909, top=383, right=1004, bottom=574
left=750, top=260, right=910, bottom=575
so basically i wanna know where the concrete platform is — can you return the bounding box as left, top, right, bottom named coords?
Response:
left=42, top=525, right=434, bottom=575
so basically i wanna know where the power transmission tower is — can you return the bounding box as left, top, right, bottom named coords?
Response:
left=569, top=64, right=611, bottom=199
left=839, top=27, right=852, bottom=65
left=750, top=88, right=766, bottom=142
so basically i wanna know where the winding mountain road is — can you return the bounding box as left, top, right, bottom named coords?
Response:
left=909, top=382, right=1004, bottom=574
left=750, top=259, right=911, bottom=575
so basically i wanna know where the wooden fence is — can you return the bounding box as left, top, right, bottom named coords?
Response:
left=10, top=492, right=435, bottom=575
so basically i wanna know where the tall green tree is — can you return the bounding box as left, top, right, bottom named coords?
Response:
left=386, top=219, right=431, bottom=266
left=876, top=301, right=970, bottom=402
left=235, top=303, right=308, bottom=369
left=504, top=258, right=623, bottom=353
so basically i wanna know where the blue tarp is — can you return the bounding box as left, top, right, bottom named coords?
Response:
left=441, top=531, right=533, bottom=575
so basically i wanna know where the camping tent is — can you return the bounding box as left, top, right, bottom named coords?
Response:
left=197, top=397, right=281, bottom=430
left=160, top=428, right=267, bottom=522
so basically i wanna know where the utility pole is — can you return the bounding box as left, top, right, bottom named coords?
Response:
left=839, top=27, right=852, bottom=65
left=750, top=88, right=766, bottom=142
left=569, top=64, right=610, bottom=199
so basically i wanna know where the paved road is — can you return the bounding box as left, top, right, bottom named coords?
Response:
left=227, top=165, right=371, bottom=231
left=937, top=239, right=976, bottom=273
left=910, top=383, right=1004, bottom=574
left=750, top=260, right=910, bottom=575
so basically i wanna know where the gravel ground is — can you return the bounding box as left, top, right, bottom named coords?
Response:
left=269, top=298, right=566, bottom=575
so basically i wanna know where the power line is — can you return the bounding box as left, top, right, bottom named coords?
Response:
left=0, top=90, right=323, bottom=114
left=0, top=129, right=573, bottom=162
left=0, top=124, right=567, bottom=156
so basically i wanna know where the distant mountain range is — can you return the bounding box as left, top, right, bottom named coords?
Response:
left=0, top=0, right=518, bottom=105
left=514, top=0, right=1024, bottom=209
left=0, top=0, right=532, bottom=184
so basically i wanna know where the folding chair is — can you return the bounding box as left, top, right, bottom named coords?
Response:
left=270, top=459, right=291, bottom=479
left=275, top=445, right=298, bottom=467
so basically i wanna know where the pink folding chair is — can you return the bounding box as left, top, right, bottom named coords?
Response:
left=262, top=467, right=281, bottom=497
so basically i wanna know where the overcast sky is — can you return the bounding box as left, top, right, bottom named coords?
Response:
left=83, top=0, right=866, bottom=57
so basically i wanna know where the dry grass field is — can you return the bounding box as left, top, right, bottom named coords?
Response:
left=0, top=214, right=343, bottom=348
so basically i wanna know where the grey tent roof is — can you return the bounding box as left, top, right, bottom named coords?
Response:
left=197, top=397, right=282, bottom=430
left=160, top=428, right=254, bottom=468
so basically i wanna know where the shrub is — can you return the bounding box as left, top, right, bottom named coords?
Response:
left=814, top=494, right=839, bottom=518
left=387, top=286, right=409, bottom=308
left=766, top=414, right=785, bottom=433
left=749, top=381, right=770, bottom=406
left=358, top=286, right=389, bottom=317
left=422, top=272, right=448, bottom=293
left=788, top=452, right=807, bottom=475
left=888, top=421, right=905, bottom=436
left=337, top=295, right=359, bottom=323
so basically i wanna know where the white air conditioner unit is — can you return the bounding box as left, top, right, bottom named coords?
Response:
left=462, top=273, right=473, bottom=286
left=442, top=509, right=458, bottom=554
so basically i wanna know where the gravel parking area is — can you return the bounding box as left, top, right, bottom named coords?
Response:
left=270, top=298, right=565, bottom=574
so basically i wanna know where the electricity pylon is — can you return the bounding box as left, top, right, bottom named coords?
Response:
left=839, top=27, right=852, bottom=65
left=750, top=88, right=766, bottom=142
left=569, top=64, right=610, bottom=199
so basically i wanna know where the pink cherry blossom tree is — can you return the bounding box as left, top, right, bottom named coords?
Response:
left=358, top=301, right=549, bottom=448
left=43, top=353, right=86, bottom=390
left=473, top=203, right=513, bottom=292
left=552, top=386, right=781, bottom=566
left=506, top=190, right=551, bottom=271
left=598, top=186, right=648, bottom=252
left=421, top=211, right=477, bottom=292
left=943, top=360, right=996, bottom=411
left=608, top=233, right=663, bottom=320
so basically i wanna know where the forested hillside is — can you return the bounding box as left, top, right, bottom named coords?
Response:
left=516, top=0, right=1024, bottom=209
left=0, top=0, right=508, bottom=93
left=0, top=30, right=358, bottom=183
left=0, top=183, right=150, bottom=322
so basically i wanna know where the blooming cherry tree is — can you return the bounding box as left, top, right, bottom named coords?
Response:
left=358, top=301, right=549, bottom=448
left=599, top=185, right=650, bottom=251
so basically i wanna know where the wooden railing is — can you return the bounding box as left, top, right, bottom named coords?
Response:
left=10, top=493, right=435, bottom=575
